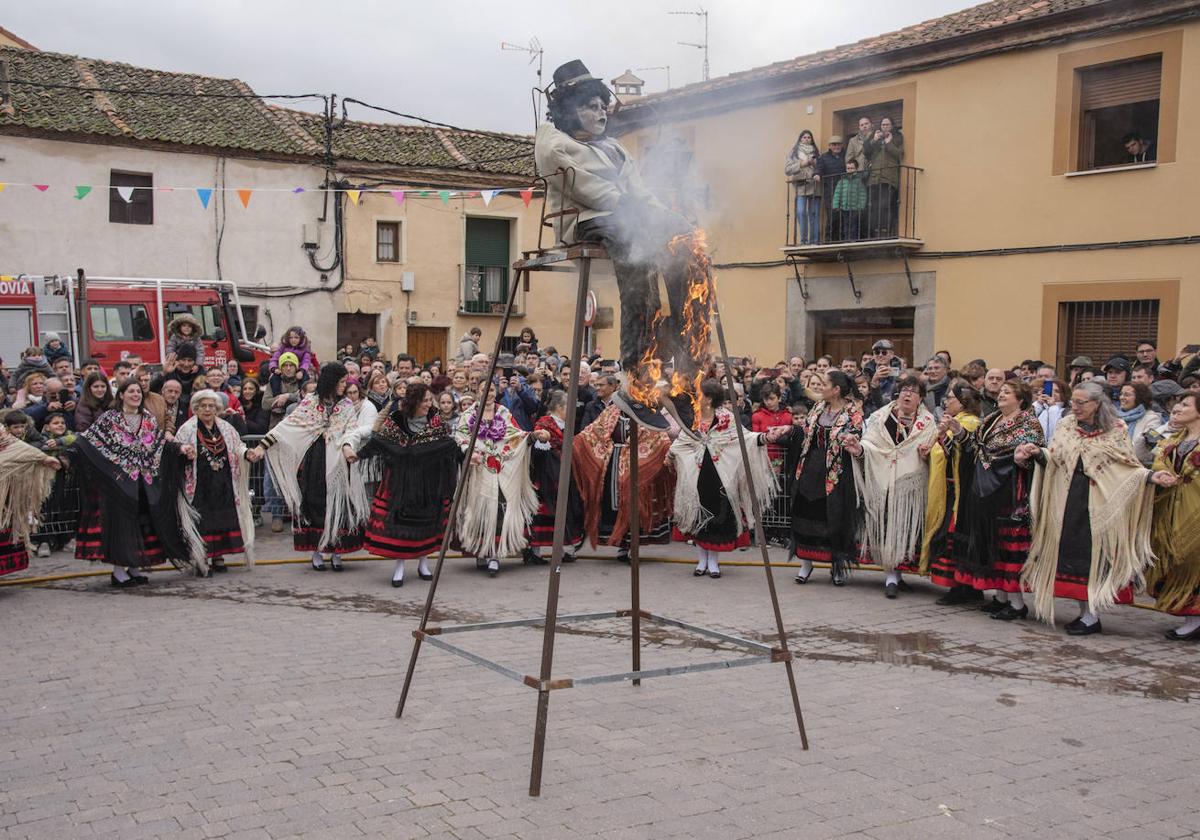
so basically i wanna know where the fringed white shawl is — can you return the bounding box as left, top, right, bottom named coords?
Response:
left=853, top=403, right=938, bottom=571
left=453, top=404, right=537, bottom=558
left=669, top=408, right=777, bottom=538
left=175, top=416, right=255, bottom=574
left=0, top=431, right=56, bottom=542
left=1021, top=415, right=1155, bottom=623
left=263, top=395, right=373, bottom=550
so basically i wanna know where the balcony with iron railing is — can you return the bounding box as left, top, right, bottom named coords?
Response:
left=783, top=164, right=923, bottom=259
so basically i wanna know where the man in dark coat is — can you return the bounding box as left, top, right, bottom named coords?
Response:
left=814, top=135, right=847, bottom=242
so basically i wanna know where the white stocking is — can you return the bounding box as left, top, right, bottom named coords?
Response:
left=392, top=559, right=405, bottom=582
left=695, top=548, right=707, bottom=572
left=112, top=566, right=132, bottom=582
left=1008, top=591, right=1025, bottom=609
left=1173, top=616, right=1200, bottom=635
left=706, top=550, right=721, bottom=574
left=995, top=591, right=1009, bottom=604
left=885, top=570, right=900, bottom=586
left=418, top=557, right=431, bottom=577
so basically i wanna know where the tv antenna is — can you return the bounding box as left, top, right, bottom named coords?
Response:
left=670, top=7, right=709, bottom=81
left=502, top=37, right=546, bottom=130
left=636, top=65, right=672, bottom=90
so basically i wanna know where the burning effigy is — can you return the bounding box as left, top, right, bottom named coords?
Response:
left=534, top=60, right=715, bottom=426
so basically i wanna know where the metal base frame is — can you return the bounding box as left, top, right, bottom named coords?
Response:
left=394, top=231, right=809, bottom=798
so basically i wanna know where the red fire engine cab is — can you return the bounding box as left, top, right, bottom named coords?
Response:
left=0, top=273, right=270, bottom=374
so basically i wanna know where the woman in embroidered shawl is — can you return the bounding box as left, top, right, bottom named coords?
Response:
left=669, top=378, right=781, bottom=579
left=0, top=424, right=60, bottom=577
left=786, top=370, right=863, bottom=586
left=74, top=380, right=199, bottom=587
left=1144, top=393, right=1199, bottom=640
left=248, top=362, right=370, bottom=571
left=354, top=382, right=459, bottom=587
left=174, top=390, right=254, bottom=577
left=844, top=374, right=938, bottom=598
left=918, top=379, right=983, bottom=602
left=1016, top=381, right=1175, bottom=635
left=526, top=389, right=585, bottom=565
left=944, top=380, right=1043, bottom=619
left=453, top=387, right=538, bottom=577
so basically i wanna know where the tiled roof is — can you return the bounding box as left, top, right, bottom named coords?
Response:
left=0, top=46, right=323, bottom=157
left=619, top=0, right=1188, bottom=115
left=285, top=109, right=535, bottom=178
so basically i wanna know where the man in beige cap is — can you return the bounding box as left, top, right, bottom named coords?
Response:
left=814, top=135, right=847, bottom=242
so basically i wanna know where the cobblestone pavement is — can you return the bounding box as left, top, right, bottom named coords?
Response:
left=2, top=536, right=1199, bottom=839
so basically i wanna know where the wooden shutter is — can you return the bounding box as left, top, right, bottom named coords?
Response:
left=1059, top=299, right=1159, bottom=370
left=1079, top=56, right=1161, bottom=110
left=465, top=218, right=510, bottom=267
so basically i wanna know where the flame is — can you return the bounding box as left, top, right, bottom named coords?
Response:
left=626, top=229, right=716, bottom=421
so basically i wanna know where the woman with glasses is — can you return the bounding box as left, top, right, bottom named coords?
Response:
left=1016, top=382, right=1175, bottom=635
left=947, top=380, right=1044, bottom=620
left=918, top=380, right=983, bottom=604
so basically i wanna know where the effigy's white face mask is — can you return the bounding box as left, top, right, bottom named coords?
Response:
left=575, top=96, right=608, bottom=137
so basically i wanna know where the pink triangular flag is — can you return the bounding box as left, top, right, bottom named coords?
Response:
left=237, top=189, right=252, bottom=208
left=390, top=190, right=405, bottom=205
left=520, top=189, right=533, bottom=207
left=34, top=184, right=50, bottom=193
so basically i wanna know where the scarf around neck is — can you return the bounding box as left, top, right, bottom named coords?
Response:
left=1116, top=404, right=1147, bottom=441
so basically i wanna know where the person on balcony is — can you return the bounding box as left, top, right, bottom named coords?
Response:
left=846, top=116, right=873, bottom=175
left=784, top=129, right=821, bottom=245
left=814, top=135, right=846, bottom=242
left=863, top=116, right=904, bottom=238
left=832, top=158, right=868, bottom=242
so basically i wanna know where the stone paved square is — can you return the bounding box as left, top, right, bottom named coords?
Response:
left=2, top=536, right=1198, bottom=839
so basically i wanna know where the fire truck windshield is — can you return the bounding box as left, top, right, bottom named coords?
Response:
left=164, top=304, right=225, bottom=339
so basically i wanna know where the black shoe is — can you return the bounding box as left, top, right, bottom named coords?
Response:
left=694, top=568, right=707, bottom=577
left=330, top=556, right=344, bottom=572
left=617, top=551, right=631, bottom=564
left=884, top=583, right=898, bottom=599
left=708, top=570, right=721, bottom=579
left=418, top=570, right=434, bottom=581
left=980, top=597, right=1006, bottom=614
left=488, top=561, right=499, bottom=578
left=1065, top=617, right=1102, bottom=636
left=211, top=559, right=228, bottom=573
left=936, top=585, right=981, bottom=606
left=897, top=579, right=913, bottom=593
left=523, top=548, right=547, bottom=566
left=991, top=604, right=1029, bottom=621
left=110, top=573, right=137, bottom=589
left=311, top=557, right=326, bottom=571
left=562, top=552, right=577, bottom=564
left=830, top=557, right=849, bottom=586
left=391, top=577, right=404, bottom=588
left=130, top=573, right=150, bottom=585
left=795, top=569, right=812, bottom=584
left=1164, top=625, right=1200, bottom=641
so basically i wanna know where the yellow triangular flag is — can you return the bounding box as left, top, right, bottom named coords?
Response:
left=0, top=183, right=6, bottom=193
left=346, top=189, right=360, bottom=206
left=237, top=189, right=252, bottom=208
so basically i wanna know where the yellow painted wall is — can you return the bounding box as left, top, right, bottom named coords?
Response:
left=341, top=188, right=620, bottom=362
left=619, top=21, right=1200, bottom=367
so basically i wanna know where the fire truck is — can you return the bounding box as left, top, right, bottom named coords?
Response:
left=0, top=272, right=271, bottom=374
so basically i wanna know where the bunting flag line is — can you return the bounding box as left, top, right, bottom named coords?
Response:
left=0, top=180, right=544, bottom=205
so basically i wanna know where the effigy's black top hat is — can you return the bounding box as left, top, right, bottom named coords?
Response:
left=551, top=60, right=601, bottom=91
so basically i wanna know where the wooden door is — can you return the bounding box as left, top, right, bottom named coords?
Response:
left=813, top=307, right=915, bottom=368
left=407, top=326, right=449, bottom=367
left=337, top=312, right=378, bottom=355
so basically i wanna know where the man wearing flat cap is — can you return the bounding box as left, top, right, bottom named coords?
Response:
left=815, top=135, right=847, bottom=242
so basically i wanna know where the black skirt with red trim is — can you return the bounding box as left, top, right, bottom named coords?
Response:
left=954, top=464, right=1033, bottom=594
left=74, top=485, right=166, bottom=568
left=365, top=478, right=449, bottom=559
left=672, top=451, right=748, bottom=554
left=294, top=524, right=364, bottom=553
left=0, top=530, right=28, bottom=577
left=192, top=456, right=246, bottom=559
left=293, top=434, right=363, bottom=553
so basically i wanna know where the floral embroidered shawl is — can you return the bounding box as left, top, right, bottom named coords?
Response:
left=796, top=400, right=864, bottom=495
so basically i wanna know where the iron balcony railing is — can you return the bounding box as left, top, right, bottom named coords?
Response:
left=785, top=164, right=922, bottom=249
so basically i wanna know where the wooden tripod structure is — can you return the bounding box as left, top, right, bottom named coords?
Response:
left=394, top=189, right=809, bottom=798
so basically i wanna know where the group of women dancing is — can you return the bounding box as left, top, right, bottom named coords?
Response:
left=2, top=362, right=1197, bottom=641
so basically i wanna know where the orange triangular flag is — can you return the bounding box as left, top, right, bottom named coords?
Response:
left=237, top=189, right=253, bottom=208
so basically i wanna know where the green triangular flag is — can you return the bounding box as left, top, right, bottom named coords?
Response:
left=74, top=185, right=93, bottom=200
left=438, top=190, right=450, bottom=205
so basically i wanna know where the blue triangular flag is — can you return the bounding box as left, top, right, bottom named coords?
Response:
left=196, top=188, right=213, bottom=209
